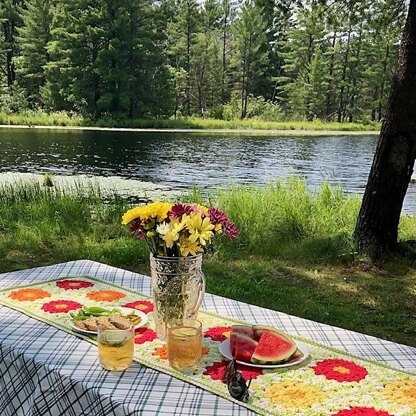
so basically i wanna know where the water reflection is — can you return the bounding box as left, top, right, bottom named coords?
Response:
left=1, top=128, right=415, bottom=212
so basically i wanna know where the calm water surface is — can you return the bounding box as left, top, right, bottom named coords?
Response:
left=1, top=128, right=415, bottom=212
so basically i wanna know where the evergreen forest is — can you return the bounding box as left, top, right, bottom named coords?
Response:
left=0, top=0, right=407, bottom=122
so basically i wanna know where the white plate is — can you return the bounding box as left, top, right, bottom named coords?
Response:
left=219, top=338, right=310, bottom=369
left=70, top=307, right=148, bottom=335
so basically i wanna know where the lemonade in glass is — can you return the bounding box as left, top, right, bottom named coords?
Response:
left=167, top=320, right=202, bottom=370
left=98, top=326, right=134, bottom=371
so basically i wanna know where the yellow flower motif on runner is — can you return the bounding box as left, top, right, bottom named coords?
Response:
left=383, top=379, right=416, bottom=407
left=264, top=381, right=326, bottom=409
left=186, top=213, right=214, bottom=246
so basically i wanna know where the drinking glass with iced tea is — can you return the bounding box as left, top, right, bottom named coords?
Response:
left=167, top=319, right=202, bottom=370
left=98, top=325, right=134, bottom=371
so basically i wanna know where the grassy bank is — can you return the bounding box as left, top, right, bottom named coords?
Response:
left=0, top=179, right=415, bottom=345
left=0, top=111, right=380, bottom=132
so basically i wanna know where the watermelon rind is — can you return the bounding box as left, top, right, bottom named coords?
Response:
left=251, top=332, right=297, bottom=364
left=232, top=324, right=254, bottom=338
left=252, top=324, right=292, bottom=342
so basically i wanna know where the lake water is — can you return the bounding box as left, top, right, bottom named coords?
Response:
left=1, top=128, right=416, bottom=212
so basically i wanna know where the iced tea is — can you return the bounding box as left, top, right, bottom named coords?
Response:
left=167, top=320, right=202, bottom=370
left=98, top=326, right=134, bottom=371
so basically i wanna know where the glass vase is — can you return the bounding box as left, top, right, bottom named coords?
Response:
left=150, top=254, right=205, bottom=340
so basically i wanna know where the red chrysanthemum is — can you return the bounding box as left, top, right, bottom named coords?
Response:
left=203, top=360, right=262, bottom=383
left=122, top=300, right=154, bottom=314
left=313, top=359, right=368, bottom=382
left=331, top=407, right=393, bottom=416
left=134, top=327, right=158, bottom=344
left=41, top=300, right=83, bottom=314
left=56, top=279, right=94, bottom=290
left=204, top=326, right=232, bottom=342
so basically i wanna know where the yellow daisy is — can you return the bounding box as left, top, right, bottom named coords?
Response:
left=186, top=213, right=214, bottom=246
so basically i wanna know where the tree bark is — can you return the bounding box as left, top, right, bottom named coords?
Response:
left=354, top=0, right=416, bottom=260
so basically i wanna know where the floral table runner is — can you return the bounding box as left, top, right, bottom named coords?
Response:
left=0, top=276, right=414, bottom=416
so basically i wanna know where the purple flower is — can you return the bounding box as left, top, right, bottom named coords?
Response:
left=129, top=219, right=145, bottom=239
left=208, top=208, right=239, bottom=239
left=168, top=203, right=195, bottom=220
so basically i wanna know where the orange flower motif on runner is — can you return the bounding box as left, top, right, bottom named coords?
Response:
left=313, top=359, right=368, bottom=382
left=134, top=327, right=158, bottom=344
left=152, top=344, right=209, bottom=360
left=56, top=279, right=94, bottom=290
left=9, top=288, right=51, bottom=302
left=41, top=300, right=82, bottom=313
left=203, top=360, right=262, bottom=383
left=383, top=379, right=416, bottom=407
left=86, top=290, right=126, bottom=302
left=264, top=381, right=326, bottom=408
left=122, top=300, right=154, bottom=314
left=331, top=408, right=393, bottom=416
left=204, top=326, right=232, bottom=342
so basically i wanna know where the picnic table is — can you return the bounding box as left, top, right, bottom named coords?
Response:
left=0, top=260, right=415, bottom=416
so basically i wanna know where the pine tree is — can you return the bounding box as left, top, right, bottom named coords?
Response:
left=167, top=0, right=200, bottom=116
left=0, top=0, right=23, bottom=94
left=16, top=0, right=54, bottom=107
left=233, top=0, right=268, bottom=119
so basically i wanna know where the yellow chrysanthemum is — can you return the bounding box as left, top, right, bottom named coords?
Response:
left=179, top=237, right=204, bottom=256
left=196, top=204, right=209, bottom=214
left=122, top=202, right=173, bottom=225
left=186, top=213, right=214, bottom=246
left=264, top=381, right=326, bottom=408
left=383, top=379, right=416, bottom=407
left=122, top=206, right=145, bottom=225
left=156, top=219, right=186, bottom=248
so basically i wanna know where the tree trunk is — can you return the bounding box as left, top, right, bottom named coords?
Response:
left=337, top=19, right=352, bottom=123
left=354, top=0, right=416, bottom=260
left=325, top=30, right=337, bottom=121
left=377, top=44, right=390, bottom=122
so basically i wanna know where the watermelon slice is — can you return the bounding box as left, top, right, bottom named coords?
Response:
left=251, top=331, right=297, bottom=364
left=252, top=324, right=290, bottom=342
left=232, top=333, right=258, bottom=362
left=232, top=325, right=254, bottom=338
left=230, top=325, right=254, bottom=356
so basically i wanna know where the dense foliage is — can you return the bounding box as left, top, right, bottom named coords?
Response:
left=0, top=0, right=406, bottom=121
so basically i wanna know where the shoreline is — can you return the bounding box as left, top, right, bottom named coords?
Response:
left=0, top=124, right=379, bottom=136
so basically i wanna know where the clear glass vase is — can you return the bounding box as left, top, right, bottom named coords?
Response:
left=150, top=254, right=206, bottom=340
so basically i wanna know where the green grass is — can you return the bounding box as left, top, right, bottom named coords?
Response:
left=0, top=110, right=380, bottom=132
left=0, top=179, right=415, bottom=345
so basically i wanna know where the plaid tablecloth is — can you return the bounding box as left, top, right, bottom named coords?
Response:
left=0, top=260, right=414, bottom=416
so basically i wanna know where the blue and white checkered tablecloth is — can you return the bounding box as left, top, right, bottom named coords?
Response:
left=0, top=260, right=414, bottom=416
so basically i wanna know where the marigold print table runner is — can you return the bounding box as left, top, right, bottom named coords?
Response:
left=0, top=276, right=414, bottom=416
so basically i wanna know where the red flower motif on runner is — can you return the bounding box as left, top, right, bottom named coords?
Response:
left=313, top=359, right=368, bottom=382
left=56, top=279, right=94, bottom=290
left=122, top=300, right=154, bottom=314
left=41, top=300, right=83, bottom=313
left=204, top=326, right=232, bottom=342
left=203, top=360, right=262, bottom=383
left=134, top=327, right=158, bottom=344
left=331, top=407, right=393, bottom=416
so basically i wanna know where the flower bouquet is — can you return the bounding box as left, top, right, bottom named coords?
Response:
left=122, top=202, right=238, bottom=257
left=122, top=202, right=238, bottom=338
